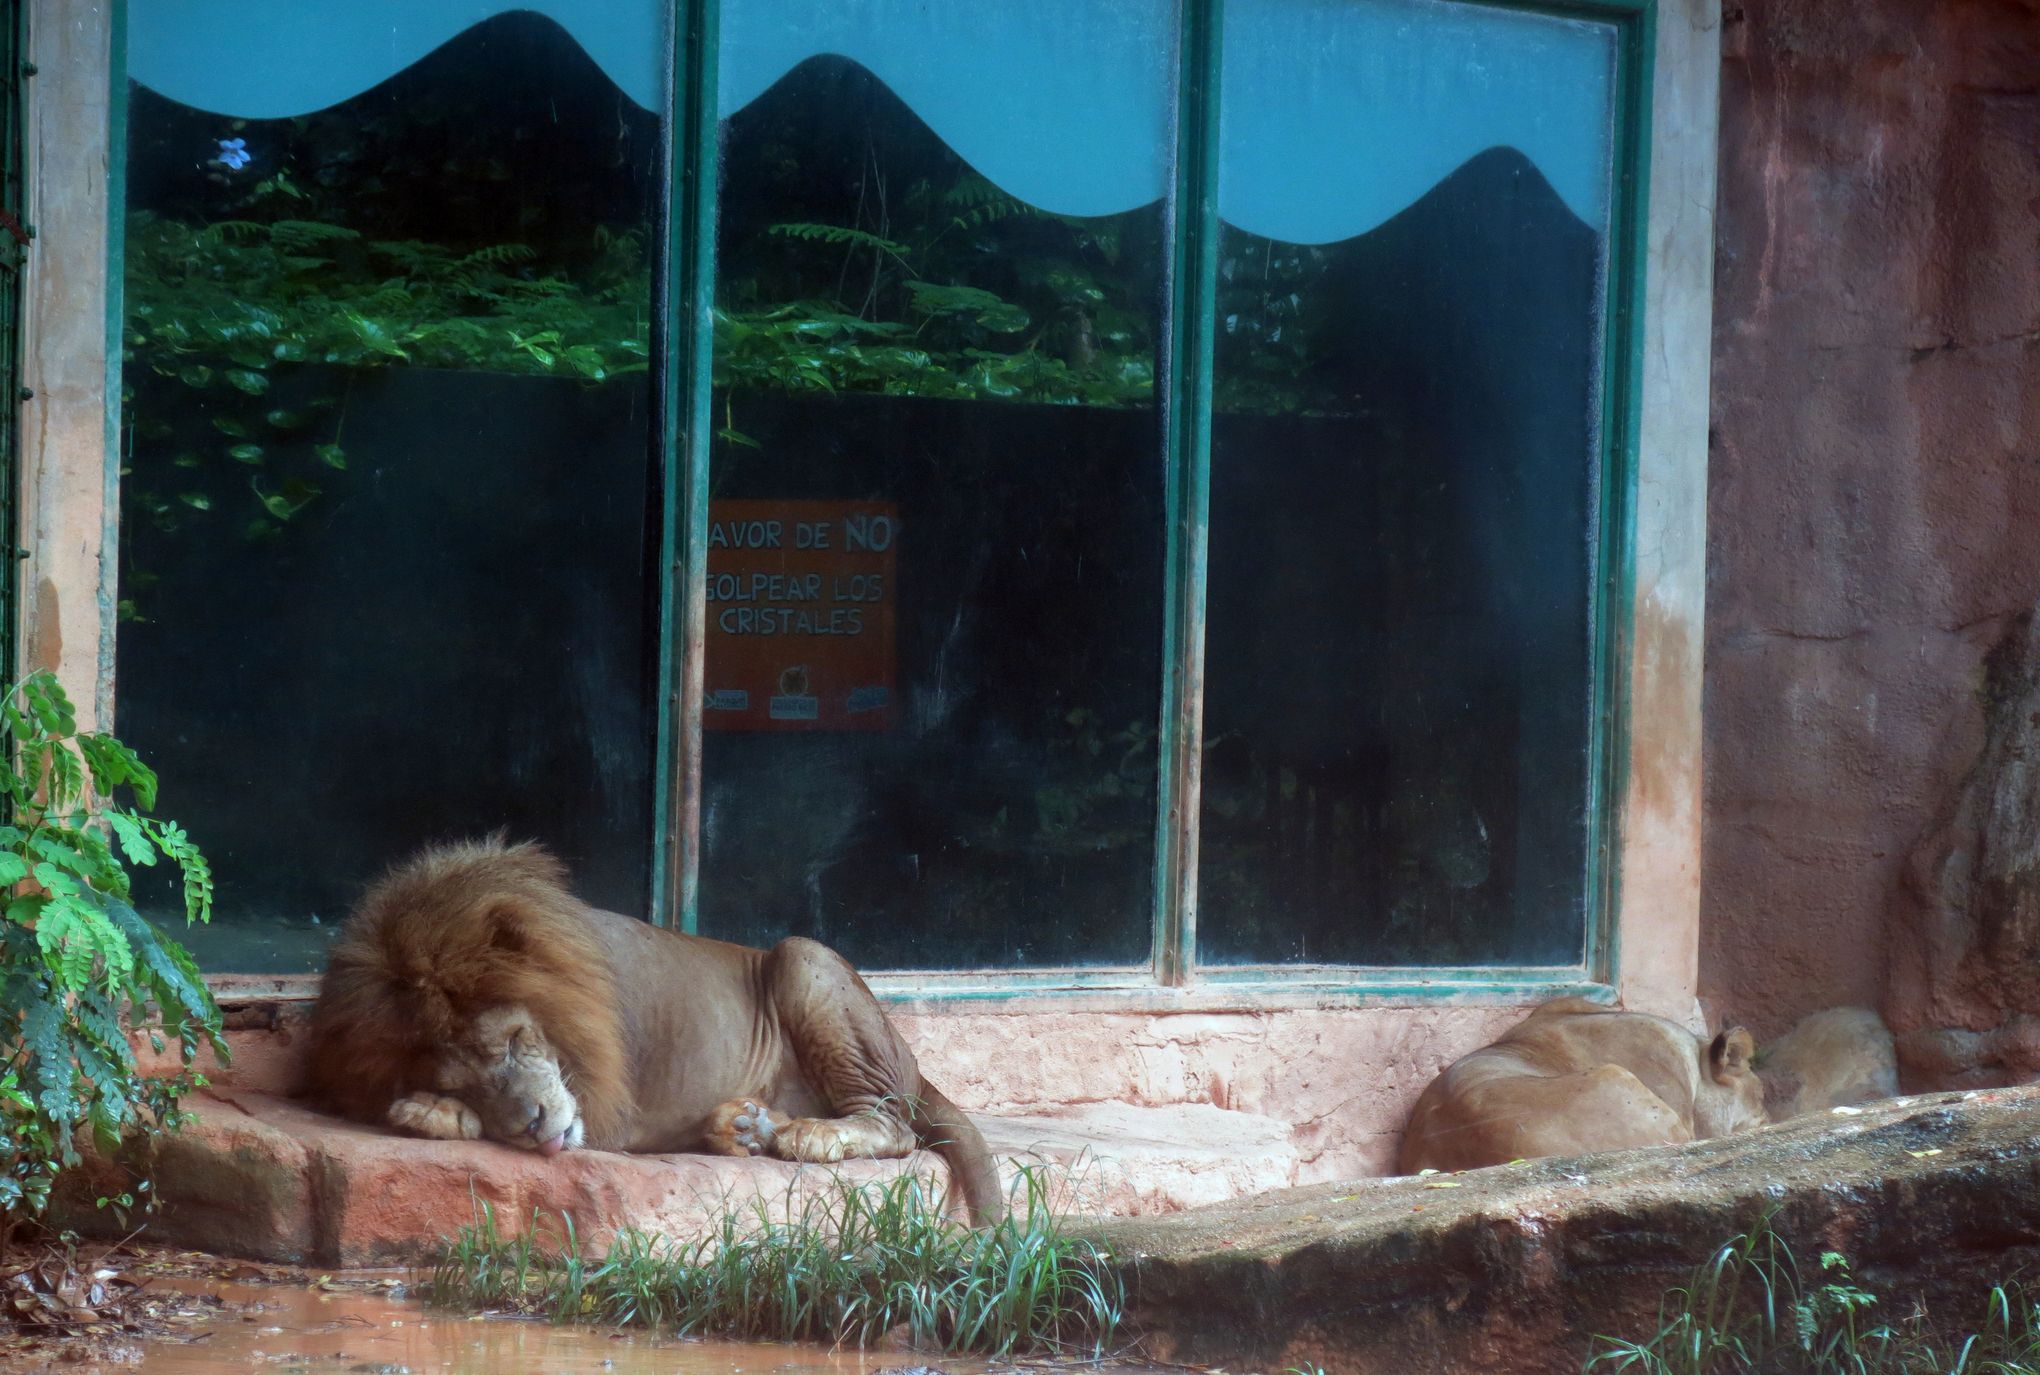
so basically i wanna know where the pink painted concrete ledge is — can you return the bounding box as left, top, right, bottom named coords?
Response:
left=56, top=1089, right=1302, bottom=1266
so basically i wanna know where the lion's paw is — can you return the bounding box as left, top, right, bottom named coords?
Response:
left=704, top=1098, right=787, bottom=1157
left=389, top=1093, right=481, bottom=1141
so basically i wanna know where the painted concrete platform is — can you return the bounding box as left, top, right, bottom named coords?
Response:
left=54, top=1089, right=1302, bottom=1266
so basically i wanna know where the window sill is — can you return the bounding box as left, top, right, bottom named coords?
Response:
left=206, top=967, right=1613, bottom=1015
left=868, top=968, right=1611, bottom=1015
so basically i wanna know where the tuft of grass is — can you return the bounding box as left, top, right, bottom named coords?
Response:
left=1586, top=1214, right=2040, bottom=1375
left=423, top=1163, right=1122, bottom=1357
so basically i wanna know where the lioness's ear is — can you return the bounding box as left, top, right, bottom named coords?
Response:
left=1710, top=1027, right=1756, bottom=1082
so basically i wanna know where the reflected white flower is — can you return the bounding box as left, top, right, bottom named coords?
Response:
left=215, top=137, right=250, bottom=171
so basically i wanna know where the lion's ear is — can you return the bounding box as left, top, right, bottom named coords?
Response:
left=1710, top=1027, right=1756, bottom=1083
left=486, top=909, right=529, bottom=955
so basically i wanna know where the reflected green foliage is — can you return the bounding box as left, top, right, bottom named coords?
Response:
left=1215, top=238, right=1343, bottom=414
left=123, top=187, right=1157, bottom=533
left=126, top=190, right=1336, bottom=479
left=120, top=38, right=1338, bottom=548
left=716, top=172, right=1160, bottom=416
left=1587, top=1216, right=2040, bottom=1375
left=427, top=1165, right=1121, bottom=1357
left=121, top=168, right=653, bottom=544
left=0, top=671, right=225, bottom=1240
left=126, top=207, right=651, bottom=382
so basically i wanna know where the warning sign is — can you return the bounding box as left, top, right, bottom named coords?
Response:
left=703, top=499, right=897, bottom=732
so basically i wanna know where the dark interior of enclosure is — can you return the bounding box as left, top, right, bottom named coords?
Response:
left=117, top=14, right=662, bottom=971
left=698, top=57, right=1166, bottom=969
left=699, top=397, right=1166, bottom=969
left=1201, top=148, right=1603, bottom=968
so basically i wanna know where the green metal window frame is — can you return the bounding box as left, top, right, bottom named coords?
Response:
left=91, top=0, right=1656, bottom=991
left=96, top=0, right=1654, bottom=999
left=650, top=0, right=1658, bottom=1002
left=0, top=0, right=23, bottom=685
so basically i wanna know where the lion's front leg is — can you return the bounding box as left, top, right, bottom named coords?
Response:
left=388, top=1092, right=482, bottom=1142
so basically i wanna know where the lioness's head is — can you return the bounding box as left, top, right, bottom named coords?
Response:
left=431, top=1005, right=585, bottom=1156
left=1695, top=1026, right=1765, bottom=1137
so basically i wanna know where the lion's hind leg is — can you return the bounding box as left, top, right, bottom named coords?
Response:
left=757, top=937, right=928, bottom=1165
left=698, top=1094, right=916, bottom=1164
left=772, top=1109, right=920, bottom=1164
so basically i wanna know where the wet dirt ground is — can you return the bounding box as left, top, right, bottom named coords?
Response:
left=0, top=1247, right=1178, bottom=1375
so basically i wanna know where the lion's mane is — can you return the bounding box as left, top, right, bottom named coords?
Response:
left=302, top=837, right=633, bottom=1142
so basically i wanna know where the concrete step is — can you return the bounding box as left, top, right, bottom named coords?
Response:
left=55, top=1090, right=1302, bottom=1267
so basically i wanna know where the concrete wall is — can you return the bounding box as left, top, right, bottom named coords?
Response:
left=1701, top=0, right=2040, bottom=1035
left=16, top=0, right=118, bottom=725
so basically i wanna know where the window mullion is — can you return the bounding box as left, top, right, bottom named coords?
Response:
left=1153, top=0, right=1223, bottom=987
left=653, top=0, right=721, bottom=933
left=1584, top=3, right=1656, bottom=982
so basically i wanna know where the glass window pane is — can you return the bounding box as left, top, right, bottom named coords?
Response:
left=698, top=1, right=1175, bottom=970
left=1199, top=0, right=1621, bottom=966
left=119, top=4, right=667, bottom=972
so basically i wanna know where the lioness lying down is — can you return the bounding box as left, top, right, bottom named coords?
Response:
left=300, top=838, right=1003, bottom=1223
left=1757, top=1005, right=1898, bottom=1119
left=1397, top=998, right=1766, bottom=1175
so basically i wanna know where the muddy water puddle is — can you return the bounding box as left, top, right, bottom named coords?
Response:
left=18, top=1272, right=1158, bottom=1375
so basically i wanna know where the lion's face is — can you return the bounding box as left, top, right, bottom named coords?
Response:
left=431, top=1006, right=585, bottom=1155
left=1694, top=1026, right=1767, bottom=1138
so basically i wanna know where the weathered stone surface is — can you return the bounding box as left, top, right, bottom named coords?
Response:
left=1701, top=0, right=2040, bottom=1036
left=982, top=1102, right=1298, bottom=1213
left=1086, top=1086, right=2040, bottom=1375
left=1889, top=608, right=2040, bottom=1086
left=51, top=1089, right=1301, bottom=1266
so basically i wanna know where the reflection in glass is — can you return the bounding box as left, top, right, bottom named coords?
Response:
left=1199, top=0, right=1620, bottom=966
left=697, top=20, right=1173, bottom=969
left=117, top=10, right=664, bottom=971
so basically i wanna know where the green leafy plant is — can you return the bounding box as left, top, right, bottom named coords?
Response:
left=1586, top=1215, right=2040, bottom=1375
left=0, top=670, right=225, bottom=1245
left=426, top=1164, right=1122, bottom=1357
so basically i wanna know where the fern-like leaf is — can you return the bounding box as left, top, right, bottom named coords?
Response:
left=105, top=811, right=158, bottom=867
left=269, top=220, right=363, bottom=253
left=768, top=223, right=911, bottom=259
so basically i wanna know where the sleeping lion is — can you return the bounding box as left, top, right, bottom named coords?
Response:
left=1397, top=998, right=1767, bottom=1174
left=300, top=837, right=1004, bottom=1224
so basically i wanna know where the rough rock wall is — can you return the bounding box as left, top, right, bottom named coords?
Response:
left=1701, top=0, right=2040, bottom=1038
left=1093, top=1087, right=2040, bottom=1375
left=1890, top=609, right=2040, bottom=1083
